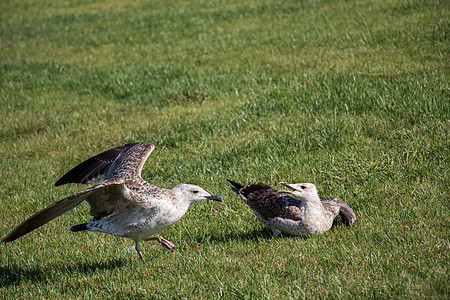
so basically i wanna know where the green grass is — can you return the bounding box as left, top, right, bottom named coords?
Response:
left=0, top=0, right=448, bottom=298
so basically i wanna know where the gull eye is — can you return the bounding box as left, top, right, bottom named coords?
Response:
left=192, top=190, right=199, bottom=194
left=301, top=185, right=306, bottom=190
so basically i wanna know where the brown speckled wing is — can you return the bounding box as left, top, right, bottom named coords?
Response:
left=86, top=178, right=163, bottom=221
left=278, top=198, right=303, bottom=221
left=321, top=198, right=357, bottom=225
left=106, top=143, right=155, bottom=181
left=2, top=183, right=102, bottom=243
left=55, top=143, right=154, bottom=186
left=2, top=178, right=147, bottom=243
left=240, top=183, right=302, bottom=221
left=85, top=179, right=129, bottom=220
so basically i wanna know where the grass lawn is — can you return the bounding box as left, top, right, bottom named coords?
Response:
left=0, top=0, right=448, bottom=298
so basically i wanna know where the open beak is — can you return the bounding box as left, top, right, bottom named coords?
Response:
left=278, top=181, right=298, bottom=191
left=205, top=194, right=223, bottom=202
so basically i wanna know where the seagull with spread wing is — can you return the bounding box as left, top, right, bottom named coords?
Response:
left=2, top=143, right=223, bottom=261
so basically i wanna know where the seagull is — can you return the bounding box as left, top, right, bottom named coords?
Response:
left=2, top=143, right=223, bottom=261
left=227, top=179, right=356, bottom=237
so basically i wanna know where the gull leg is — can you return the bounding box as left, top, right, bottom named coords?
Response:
left=135, top=241, right=145, bottom=261
left=143, top=236, right=176, bottom=249
left=271, top=227, right=282, bottom=237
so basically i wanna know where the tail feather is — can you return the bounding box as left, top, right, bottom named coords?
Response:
left=70, top=223, right=89, bottom=232
left=226, top=179, right=250, bottom=203
left=226, top=179, right=244, bottom=193
left=339, top=205, right=358, bottom=225
left=321, top=198, right=357, bottom=226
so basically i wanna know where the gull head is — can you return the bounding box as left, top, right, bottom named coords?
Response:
left=278, top=182, right=319, bottom=202
left=172, top=184, right=223, bottom=204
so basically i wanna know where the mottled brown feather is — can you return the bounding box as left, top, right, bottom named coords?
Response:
left=3, top=143, right=222, bottom=262
left=55, top=143, right=154, bottom=186
left=227, top=179, right=357, bottom=237
left=321, top=198, right=358, bottom=225
left=3, top=143, right=157, bottom=243
left=229, top=182, right=302, bottom=221
left=106, top=143, right=155, bottom=181
left=2, top=184, right=101, bottom=243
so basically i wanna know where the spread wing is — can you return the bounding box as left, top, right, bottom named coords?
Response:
left=227, top=180, right=302, bottom=222
left=2, top=183, right=106, bottom=243
left=55, top=143, right=155, bottom=186
left=1, top=179, right=141, bottom=243
left=85, top=179, right=143, bottom=221
left=321, top=198, right=357, bottom=225
left=227, top=180, right=274, bottom=203
left=247, top=194, right=302, bottom=222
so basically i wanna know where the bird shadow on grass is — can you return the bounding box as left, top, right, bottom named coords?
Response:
left=195, top=227, right=275, bottom=245
left=0, top=258, right=125, bottom=288
left=195, top=217, right=352, bottom=245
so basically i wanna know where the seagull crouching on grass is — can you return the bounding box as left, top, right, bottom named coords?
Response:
left=227, top=179, right=356, bottom=237
left=2, top=143, right=223, bottom=261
